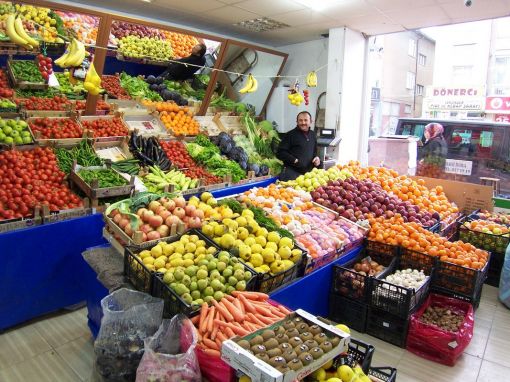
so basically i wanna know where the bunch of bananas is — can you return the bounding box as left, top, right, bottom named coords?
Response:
left=287, top=91, right=304, bottom=106
left=84, top=63, right=102, bottom=96
left=239, top=74, right=258, bottom=94
left=306, top=70, right=318, bottom=87
left=5, top=14, right=38, bottom=49
left=55, top=39, right=86, bottom=68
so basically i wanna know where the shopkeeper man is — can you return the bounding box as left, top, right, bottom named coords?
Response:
left=160, top=43, right=207, bottom=81
left=277, top=111, right=321, bottom=181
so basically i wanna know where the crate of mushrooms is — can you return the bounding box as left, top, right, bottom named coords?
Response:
left=221, top=309, right=350, bottom=382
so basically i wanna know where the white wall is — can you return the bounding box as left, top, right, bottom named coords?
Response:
left=266, top=39, right=329, bottom=131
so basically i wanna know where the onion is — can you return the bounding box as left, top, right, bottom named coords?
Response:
left=140, top=224, right=152, bottom=234
left=119, top=218, right=129, bottom=229
left=165, top=215, right=180, bottom=226
left=163, top=200, right=176, bottom=211
left=173, top=207, right=186, bottom=219
left=124, top=224, right=133, bottom=237
left=173, top=197, right=186, bottom=208
left=188, top=217, right=202, bottom=229
left=155, top=206, right=167, bottom=215
left=149, top=215, right=163, bottom=228
left=136, top=208, right=148, bottom=217
left=156, top=225, right=170, bottom=237
left=192, top=209, right=204, bottom=219
left=113, top=213, right=123, bottom=224
left=142, top=210, right=154, bottom=222
left=147, top=231, right=161, bottom=241
left=148, top=201, right=161, bottom=213
left=109, top=209, right=120, bottom=218
left=184, top=205, right=196, bottom=216
left=159, top=210, right=171, bottom=220
left=354, top=263, right=362, bottom=272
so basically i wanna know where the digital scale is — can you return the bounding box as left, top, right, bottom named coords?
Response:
left=316, top=128, right=342, bottom=169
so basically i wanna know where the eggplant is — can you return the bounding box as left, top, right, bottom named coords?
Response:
left=146, top=75, right=156, bottom=84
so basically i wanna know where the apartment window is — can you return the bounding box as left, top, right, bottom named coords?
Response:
left=382, top=102, right=400, bottom=116
left=418, top=53, right=426, bottom=66
left=416, top=84, right=424, bottom=96
left=406, top=71, right=416, bottom=90
left=408, top=39, right=416, bottom=57
left=404, top=104, right=412, bottom=114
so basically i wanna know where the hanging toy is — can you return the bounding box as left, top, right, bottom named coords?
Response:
left=83, top=61, right=102, bottom=96
left=306, top=71, right=317, bottom=87
left=287, top=79, right=304, bottom=106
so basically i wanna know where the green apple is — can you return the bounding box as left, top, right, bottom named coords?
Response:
left=14, top=136, right=23, bottom=145
left=4, top=136, right=13, bottom=144
left=2, top=126, right=12, bottom=135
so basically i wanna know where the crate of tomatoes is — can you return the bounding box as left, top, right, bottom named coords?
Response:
left=79, top=113, right=129, bottom=142
left=27, top=114, right=89, bottom=147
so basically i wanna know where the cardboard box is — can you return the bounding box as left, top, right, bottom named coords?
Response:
left=221, top=309, right=350, bottom=382
left=411, top=176, right=494, bottom=214
left=368, top=136, right=419, bottom=176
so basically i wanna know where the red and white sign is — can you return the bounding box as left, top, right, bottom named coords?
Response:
left=495, top=114, right=510, bottom=123
left=486, top=97, right=510, bottom=112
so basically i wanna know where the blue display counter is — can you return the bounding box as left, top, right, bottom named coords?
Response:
left=0, top=214, right=106, bottom=331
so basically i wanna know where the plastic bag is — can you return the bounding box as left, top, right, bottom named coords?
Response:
left=499, top=244, right=510, bottom=309
left=406, top=293, right=474, bottom=366
left=195, top=346, right=235, bottom=382
left=94, top=288, right=164, bottom=382
left=136, top=315, right=201, bottom=382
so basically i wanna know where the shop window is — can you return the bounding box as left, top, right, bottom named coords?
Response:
left=408, top=39, right=416, bottom=57
left=448, top=127, right=503, bottom=159
left=418, top=53, right=426, bottom=66
left=406, top=72, right=415, bottom=90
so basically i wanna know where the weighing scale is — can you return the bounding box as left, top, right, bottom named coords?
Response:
left=316, top=128, right=342, bottom=169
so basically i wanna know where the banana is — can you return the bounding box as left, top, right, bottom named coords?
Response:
left=64, top=39, right=86, bottom=67
left=239, top=74, right=254, bottom=94
left=14, top=16, right=38, bottom=48
left=5, top=14, right=31, bottom=49
left=306, top=71, right=317, bottom=87
left=55, top=39, right=75, bottom=68
left=247, top=75, right=258, bottom=93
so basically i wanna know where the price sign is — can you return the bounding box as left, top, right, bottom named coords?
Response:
left=445, top=159, right=473, bottom=176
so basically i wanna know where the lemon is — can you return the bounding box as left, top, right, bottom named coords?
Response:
left=250, top=243, right=263, bottom=254
left=244, top=237, right=256, bottom=247
left=278, top=246, right=292, bottom=260
left=214, top=224, right=226, bottom=237
left=256, top=227, right=268, bottom=237
left=139, top=250, right=151, bottom=260
left=336, top=324, right=351, bottom=334
left=151, top=245, right=163, bottom=258
left=154, top=258, right=166, bottom=269
left=185, top=242, right=197, bottom=253
left=267, top=231, right=281, bottom=244
left=236, top=216, right=248, bottom=227
left=279, top=237, right=294, bottom=249
left=337, top=365, right=354, bottom=381
left=250, top=253, right=264, bottom=267
left=143, top=256, right=155, bottom=265
left=242, top=209, right=254, bottom=219
left=266, top=242, right=278, bottom=252
left=220, top=234, right=235, bottom=249
left=255, top=236, right=267, bottom=247
left=311, top=368, right=326, bottom=381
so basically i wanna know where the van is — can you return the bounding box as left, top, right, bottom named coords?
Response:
left=394, top=118, right=510, bottom=194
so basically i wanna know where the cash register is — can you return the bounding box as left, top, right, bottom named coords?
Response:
left=316, top=128, right=341, bottom=169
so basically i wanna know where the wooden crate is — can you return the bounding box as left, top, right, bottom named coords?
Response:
left=27, top=115, right=89, bottom=148
left=7, top=59, right=48, bottom=90
left=0, top=207, right=42, bottom=233
left=123, top=114, right=168, bottom=137
left=79, top=113, right=129, bottom=143
left=93, top=138, right=133, bottom=162
left=41, top=202, right=94, bottom=224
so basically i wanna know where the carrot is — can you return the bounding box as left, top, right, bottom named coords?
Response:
left=253, top=304, right=272, bottom=317
left=224, top=295, right=235, bottom=302
left=213, top=320, right=249, bottom=336
left=215, top=337, right=222, bottom=349
left=202, top=348, right=221, bottom=357
left=225, top=327, right=235, bottom=338
left=239, top=294, right=257, bottom=314
left=246, top=312, right=265, bottom=326
left=232, top=291, right=269, bottom=301
left=212, top=300, right=234, bottom=322
left=276, top=304, right=292, bottom=315
left=203, top=338, right=219, bottom=350
left=211, top=311, right=220, bottom=340
left=217, top=332, right=228, bottom=342
left=258, top=315, right=277, bottom=325
left=233, top=298, right=245, bottom=314
left=191, top=315, right=200, bottom=325
left=207, top=306, right=215, bottom=334
left=222, top=298, right=245, bottom=322
left=199, top=303, right=209, bottom=334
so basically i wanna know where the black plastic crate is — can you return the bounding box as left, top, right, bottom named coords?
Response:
left=328, top=293, right=368, bottom=333
left=365, top=239, right=400, bottom=258
left=368, top=367, right=397, bottom=382
left=486, top=251, right=504, bottom=287
left=431, top=256, right=489, bottom=309
left=333, top=337, right=375, bottom=374
left=153, top=251, right=258, bottom=319
left=399, top=248, right=438, bottom=275
left=458, top=223, right=510, bottom=254
left=425, top=221, right=441, bottom=233
left=366, top=306, right=410, bottom=348
left=331, top=251, right=395, bottom=303
left=369, top=255, right=432, bottom=318
left=439, top=214, right=463, bottom=240
left=303, top=248, right=340, bottom=275
left=124, top=229, right=221, bottom=295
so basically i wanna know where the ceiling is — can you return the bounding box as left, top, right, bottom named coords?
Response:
left=66, top=0, right=510, bottom=46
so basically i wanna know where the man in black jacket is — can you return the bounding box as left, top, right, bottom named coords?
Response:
left=277, top=111, right=321, bottom=181
left=161, top=43, right=207, bottom=81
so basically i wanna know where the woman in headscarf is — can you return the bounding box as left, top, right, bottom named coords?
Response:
left=417, top=123, right=448, bottom=178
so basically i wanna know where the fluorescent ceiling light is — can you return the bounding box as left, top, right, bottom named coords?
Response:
left=294, top=0, right=342, bottom=11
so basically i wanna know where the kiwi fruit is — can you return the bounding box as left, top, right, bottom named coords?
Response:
left=304, top=339, right=318, bottom=349
left=295, top=344, right=309, bottom=355
left=300, top=332, right=313, bottom=341
left=320, top=341, right=333, bottom=353
left=277, top=366, right=290, bottom=374
left=275, top=326, right=286, bottom=335
left=288, top=358, right=303, bottom=371
left=296, top=323, right=309, bottom=333
left=330, top=336, right=341, bottom=347
left=299, top=352, right=314, bottom=366
left=269, top=356, right=287, bottom=368
left=282, top=349, right=298, bottom=362
left=282, top=320, right=295, bottom=330
left=309, top=325, right=322, bottom=335
left=237, top=340, right=250, bottom=350
left=285, top=328, right=300, bottom=338
left=262, top=329, right=275, bottom=341
left=251, top=344, right=267, bottom=354
left=275, top=333, right=289, bottom=344
left=314, top=333, right=328, bottom=344
left=279, top=342, right=292, bottom=352
left=264, top=338, right=279, bottom=350
left=256, top=353, right=270, bottom=362
left=288, top=336, right=303, bottom=348
left=250, top=335, right=264, bottom=346
left=310, top=347, right=324, bottom=359
left=292, top=317, right=303, bottom=325
left=267, top=348, right=282, bottom=358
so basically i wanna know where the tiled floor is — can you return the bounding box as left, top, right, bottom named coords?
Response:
left=0, top=286, right=509, bottom=382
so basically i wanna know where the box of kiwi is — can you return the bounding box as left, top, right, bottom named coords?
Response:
left=221, top=309, right=350, bottom=382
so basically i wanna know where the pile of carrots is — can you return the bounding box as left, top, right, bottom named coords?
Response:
left=191, top=291, right=291, bottom=357
left=368, top=215, right=489, bottom=270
